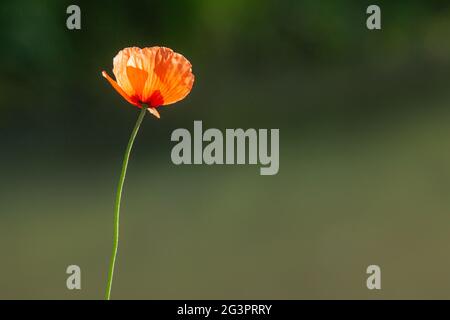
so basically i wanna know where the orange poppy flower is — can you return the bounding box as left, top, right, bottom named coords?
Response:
left=102, top=46, right=195, bottom=118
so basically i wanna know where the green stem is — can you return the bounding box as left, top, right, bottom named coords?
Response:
left=105, top=106, right=147, bottom=300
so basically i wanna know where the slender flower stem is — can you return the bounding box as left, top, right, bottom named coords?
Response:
left=105, top=106, right=147, bottom=300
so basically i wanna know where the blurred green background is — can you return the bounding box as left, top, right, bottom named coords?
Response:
left=1, top=0, right=450, bottom=299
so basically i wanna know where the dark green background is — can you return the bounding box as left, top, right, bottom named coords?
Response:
left=0, top=0, right=450, bottom=299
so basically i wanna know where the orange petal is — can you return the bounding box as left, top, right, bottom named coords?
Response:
left=126, top=66, right=148, bottom=101
left=145, top=47, right=195, bottom=106
left=113, top=48, right=140, bottom=98
left=102, top=71, right=140, bottom=107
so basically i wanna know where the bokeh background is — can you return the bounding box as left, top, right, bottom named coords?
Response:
left=0, top=0, right=450, bottom=299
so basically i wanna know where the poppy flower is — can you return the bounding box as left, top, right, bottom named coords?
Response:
left=102, top=46, right=195, bottom=118
left=102, top=46, right=195, bottom=300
